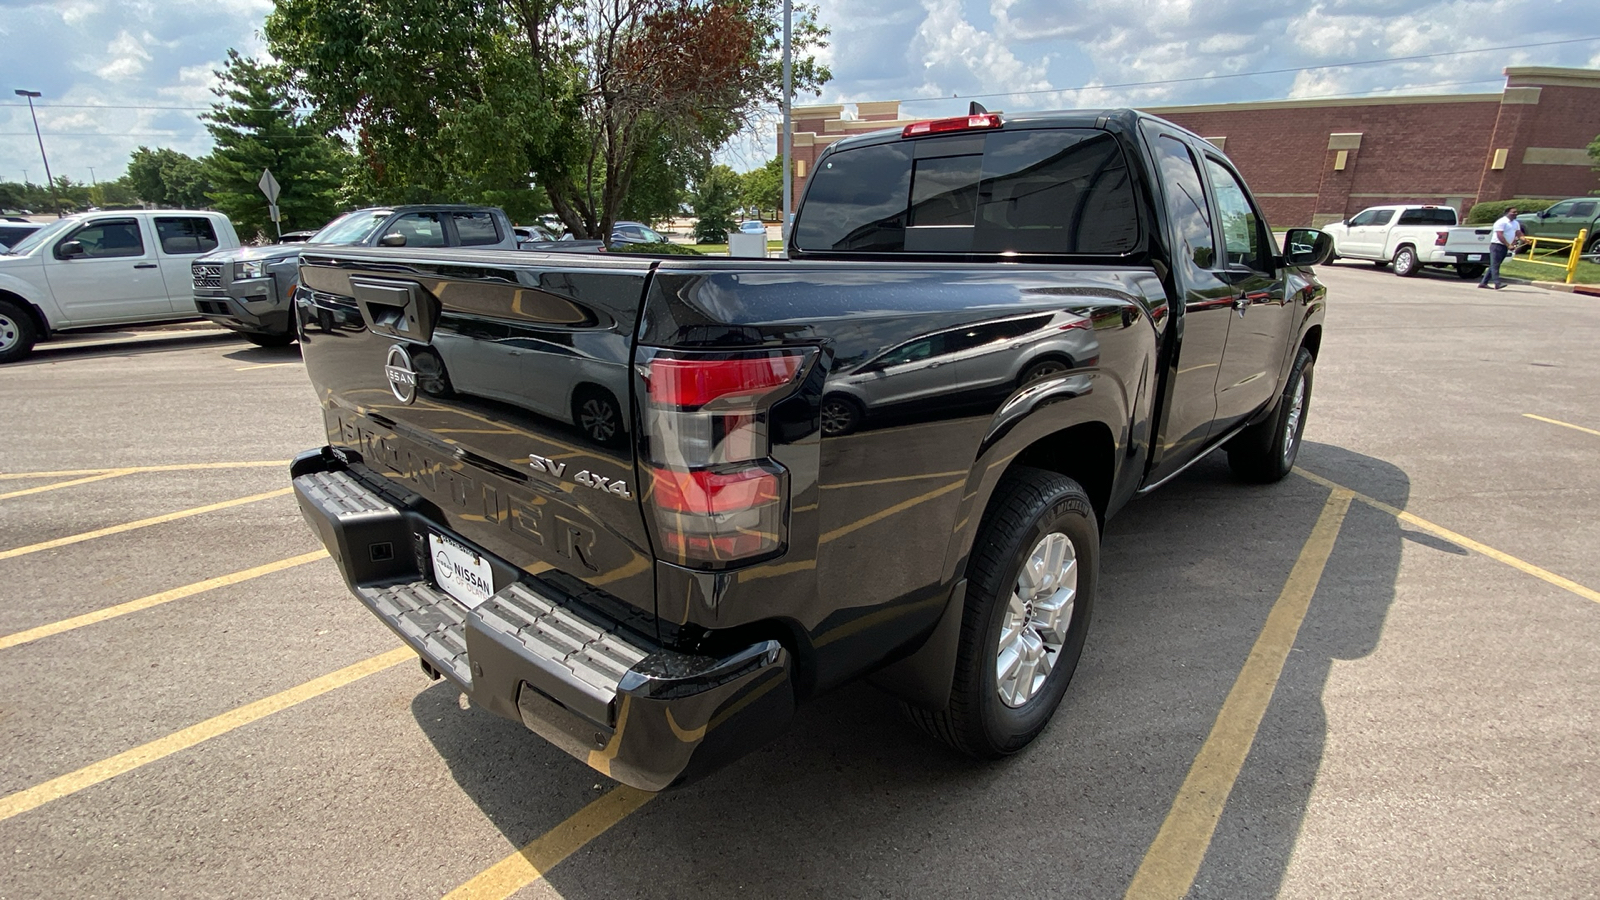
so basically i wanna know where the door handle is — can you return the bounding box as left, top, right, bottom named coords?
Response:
left=1232, top=295, right=1249, bottom=314
left=134, top=262, right=158, bottom=269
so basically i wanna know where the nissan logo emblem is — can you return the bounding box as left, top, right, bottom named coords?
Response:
left=384, top=344, right=418, bottom=404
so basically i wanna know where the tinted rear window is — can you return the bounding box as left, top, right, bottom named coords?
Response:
left=1397, top=208, right=1457, bottom=226
left=796, top=128, right=1139, bottom=255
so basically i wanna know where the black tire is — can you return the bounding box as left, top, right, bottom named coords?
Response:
left=1392, top=245, right=1420, bottom=277
left=1020, top=358, right=1069, bottom=386
left=906, top=467, right=1097, bottom=758
left=573, top=386, right=623, bottom=446
left=0, top=299, right=39, bottom=364
left=1226, top=347, right=1314, bottom=483
left=1586, top=235, right=1600, bottom=259
left=244, top=332, right=295, bottom=347
left=1455, top=263, right=1485, bottom=279
left=820, top=394, right=864, bottom=437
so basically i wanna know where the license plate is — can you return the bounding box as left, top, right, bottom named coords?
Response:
left=429, top=533, right=494, bottom=609
left=1471, top=254, right=1486, bottom=262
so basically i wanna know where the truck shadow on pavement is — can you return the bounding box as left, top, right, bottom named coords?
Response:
left=16, top=329, right=239, bottom=365
left=411, top=440, right=1407, bottom=899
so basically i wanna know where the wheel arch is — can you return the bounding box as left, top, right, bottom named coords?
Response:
left=1301, top=323, right=1322, bottom=361
left=0, top=289, right=48, bottom=338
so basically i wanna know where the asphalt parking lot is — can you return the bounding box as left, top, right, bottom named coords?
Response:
left=2, top=263, right=1597, bottom=900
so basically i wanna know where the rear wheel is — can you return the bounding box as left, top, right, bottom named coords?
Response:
left=905, top=467, right=1096, bottom=758
left=573, top=386, right=623, bottom=446
left=1586, top=234, right=1600, bottom=259
left=244, top=332, right=295, bottom=347
left=1392, top=246, right=1420, bottom=277
left=1226, top=347, right=1313, bottom=483
left=1020, top=359, right=1068, bottom=386
left=820, top=395, right=863, bottom=437
left=0, top=300, right=39, bottom=364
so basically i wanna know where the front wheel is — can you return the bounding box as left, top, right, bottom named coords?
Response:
left=905, top=467, right=1097, bottom=758
left=1226, top=347, right=1313, bottom=483
left=820, top=395, right=864, bottom=437
left=0, top=300, right=39, bottom=364
left=1392, top=246, right=1420, bottom=277
left=1586, top=234, right=1600, bottom=259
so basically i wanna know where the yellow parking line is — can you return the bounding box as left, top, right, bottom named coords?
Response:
left=819, top=479, right=965, bottom=544
left=0, top=487, right=294, bottom=561
left=1524, top=413, right=1600, bottom=438
left=1295, top=468, right=1600, bottom=605
left=0, top=551, right=328, bottom=651
left=0, top=470, right=129, bottom=501
left=443, top=787, right=655, bottom=900
left=0, top=646, right=413, bottom=824
left=0, top=460, right=287, bottom=481
left=1125, top=487, right=1352, bottom=900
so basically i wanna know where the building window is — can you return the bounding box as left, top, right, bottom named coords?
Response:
left=796, top=159, right=807, bottom=178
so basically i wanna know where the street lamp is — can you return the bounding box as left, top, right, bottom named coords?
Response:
left=14, top=89, right=60, bottom=216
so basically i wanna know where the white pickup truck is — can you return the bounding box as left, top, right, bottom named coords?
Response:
left=1322, top=204, right=1471, bottom=278
left=0, top=209, right=240, bottom=363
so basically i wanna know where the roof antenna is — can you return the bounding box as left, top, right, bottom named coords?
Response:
left=969, top=101, right=988, bottom=116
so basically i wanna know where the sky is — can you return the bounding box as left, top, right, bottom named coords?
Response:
left=2, top=0, right=1599, bottom=185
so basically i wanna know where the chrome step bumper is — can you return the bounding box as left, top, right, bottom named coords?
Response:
left=290, top=449, right=794, bottom=790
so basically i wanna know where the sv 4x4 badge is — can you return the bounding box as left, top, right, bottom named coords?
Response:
left=528, top=453, right=632, bottom=499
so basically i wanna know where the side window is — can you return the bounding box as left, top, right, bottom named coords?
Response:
left=1203, top=157, right=1267, bottom=271
left=1347, top=210, right=1376, bottom=227
left=1572, top=201, right=1597, bottom=218
left=1370, top=209, right=1395, bottom=226
left=877, top=335, right=945, bottom=368
left=154, top=217, right=219, bottom=255
left=1397, top=209, right=1456, bottom=226
left=452, top=211, right=501, bottom=247
left=1151, top=135, right=1217, bottom=271
left=65, top=219, right=145, bottom=258
left=1543, top=201, right=1573, bottom=217
left=388, top=212, right=447, bottom=248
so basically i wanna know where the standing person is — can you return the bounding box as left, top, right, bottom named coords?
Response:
left=1478, top=207, right=1524, bottom=290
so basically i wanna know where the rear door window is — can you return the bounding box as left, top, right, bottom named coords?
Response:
left=1396, top=208, right=1457, bottom=226
left=154, top=217, right=219, bottom=254
left=451, top=211, right=501, bottom=246
left=796, top=127, right=1139, bottom=255
left=388, top=212, right=447, bottom=248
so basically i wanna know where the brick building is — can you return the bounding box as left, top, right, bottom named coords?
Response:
left=779, top=66, right=1600, bottom=228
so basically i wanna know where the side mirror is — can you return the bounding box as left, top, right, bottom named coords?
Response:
left=1282, top=228, right=1334, bottom=267
left=377, top=232, right=407, bottom=247
left=56, top=240, right=85, bottom=259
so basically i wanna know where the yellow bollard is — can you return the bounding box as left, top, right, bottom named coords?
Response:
left=1568, top=229, right=1588, bottom=285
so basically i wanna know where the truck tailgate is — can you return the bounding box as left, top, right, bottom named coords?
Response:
left=294, top=248, right=659, bottom=625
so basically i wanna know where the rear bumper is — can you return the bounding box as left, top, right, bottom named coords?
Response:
left=289, top=448, right=794, bottom=791
left=193, top=284, right=291, bottom=336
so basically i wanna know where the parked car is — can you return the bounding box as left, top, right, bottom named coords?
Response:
left=193, top=205, right=526, bottom=347
left=276, top=230, right=317, bottom=243
left=737, top=220, right=767, bottom=235
left=0, top=209, right=240, bottom=363
left=0, top=222, right=42, bottom=250
left=609, top=221, right=666, bottom=245
left=1322, top=204, right=1465, bottom=276
left=287, top=108, right=1331, bottom=790
left=1520, top=198, right=1600, bottom=256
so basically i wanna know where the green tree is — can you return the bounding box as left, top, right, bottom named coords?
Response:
left=1590, top=132, right=1599, bottom=193
left=125, top=147, right=211, bottom=208
left=739, top=156, right=783, bottom=220
left=690, top=164, right=742, bottom=242
left=267, top=0, right=829, bottom=239
left=203, top=49, right=351, bottom=240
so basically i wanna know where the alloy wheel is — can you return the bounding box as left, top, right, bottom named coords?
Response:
left=996, top=531, right=1077, bottom=708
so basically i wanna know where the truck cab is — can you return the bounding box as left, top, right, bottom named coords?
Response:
left=0, top=209, right=240, bottom=363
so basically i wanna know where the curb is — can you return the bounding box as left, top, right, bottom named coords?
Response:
left=1531, top=280, right=1600, bottom=297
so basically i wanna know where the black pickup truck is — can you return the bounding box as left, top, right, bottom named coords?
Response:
left=289, top=109, right=1331, bottom=791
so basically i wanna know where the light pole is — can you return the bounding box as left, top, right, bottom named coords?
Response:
left=781, top=0, right=792, bottom=241
left=14, top=89, right=59, bottom=216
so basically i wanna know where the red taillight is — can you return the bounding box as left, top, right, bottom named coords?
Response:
left=902, top=114, right=1002, bottom=138
left=648, top=355, right=803, bottom=409
left=1435, top=231, right=1448, bottom=246
left=640, top=347, right=814, bottom=567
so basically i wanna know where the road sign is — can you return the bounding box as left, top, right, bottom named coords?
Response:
left=258, top=169, right=281, bottom=204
